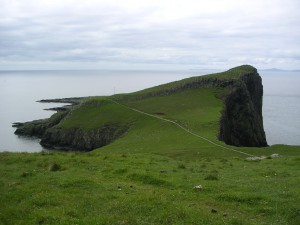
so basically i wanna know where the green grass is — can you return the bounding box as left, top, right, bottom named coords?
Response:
left=123, top=88, right=223, bottom=138
left=1, top=149, right=299, bottom=225
left=56, top=98, right=136, bottom=130
left=113, top=65, right=256, bottom=99
left=2, top=65, right=299, bottom=224
left=200, top=64, right=257, bottom=79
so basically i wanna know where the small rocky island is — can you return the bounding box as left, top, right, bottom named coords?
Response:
left=14, top=65, right=268, bottom=151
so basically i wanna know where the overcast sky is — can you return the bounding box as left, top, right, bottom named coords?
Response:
left=0, top=0, right=299, bottom=70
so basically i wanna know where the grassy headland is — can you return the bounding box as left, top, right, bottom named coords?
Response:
left=1, top=65, right=299, bottom=224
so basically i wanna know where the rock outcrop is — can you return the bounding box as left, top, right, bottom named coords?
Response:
left=40, top=124, right=129, bottom=151
left=14, top=112, right=68, bottom=137
left=218, top=70, right=268, bottom=147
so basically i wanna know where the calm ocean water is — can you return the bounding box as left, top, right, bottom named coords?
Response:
left=261, top=71, right=300, bottom=146
left=0, top=70, right=299, bottom=152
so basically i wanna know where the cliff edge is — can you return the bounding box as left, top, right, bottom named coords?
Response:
left=218, top=66, right=268, bottom=147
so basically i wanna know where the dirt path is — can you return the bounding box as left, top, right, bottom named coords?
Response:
left=110, top=99, right=256, bottom=157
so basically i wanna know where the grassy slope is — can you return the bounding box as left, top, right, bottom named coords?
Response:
left=118, top=64, right=254, bottom=97
left=1, top=149, right=299, bottom=225
left=1, top=66, right=300, bottom=225
left=104, top=88, right=227, bottom=156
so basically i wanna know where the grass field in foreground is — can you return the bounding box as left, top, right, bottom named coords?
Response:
left=1, top=147, right=299, bottom=225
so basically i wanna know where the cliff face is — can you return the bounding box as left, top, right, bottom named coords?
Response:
left=40, top=124, right=129, bottom=151
left=218, top=70, right=268, bottom=147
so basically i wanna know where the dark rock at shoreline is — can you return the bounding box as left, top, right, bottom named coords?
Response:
left=14, top=97, right=82, bottom=137
left=14, top=112, right=68, bottom=137
left=44, top=107, right=68, bottom=112
left=38, top=97, right=82, bottom=105
left=40, top=124, right=129, bottom=151
left=14, top=97, right=130, bottom=152
left=12, top=122, right=24, bottom=128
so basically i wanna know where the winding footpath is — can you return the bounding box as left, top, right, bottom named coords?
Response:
left=110, top=99, right=256, bottom=157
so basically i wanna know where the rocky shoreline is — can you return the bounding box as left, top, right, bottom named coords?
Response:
left=13, top=97, right=82, bottom=141
left=38, top=97, right=82, bottom=111
left=13, top=97, right=130, bottom=151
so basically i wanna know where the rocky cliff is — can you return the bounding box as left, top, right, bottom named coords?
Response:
left=40, top=124, right=129, bottom=151
left=218, top=70, right=268, bottom=147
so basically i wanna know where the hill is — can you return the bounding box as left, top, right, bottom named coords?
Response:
left=14, top=65, right=267, bottom=152
left=2, top=65, right=299, bottom=224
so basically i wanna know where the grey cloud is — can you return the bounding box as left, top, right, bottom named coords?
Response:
left=0, top=0, right=299, bottom=70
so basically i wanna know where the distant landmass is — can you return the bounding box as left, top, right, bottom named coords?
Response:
left=260, top=68, right=300, bottom=72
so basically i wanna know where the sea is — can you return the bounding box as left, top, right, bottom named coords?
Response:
left=0, top=69, right=299, bottom=152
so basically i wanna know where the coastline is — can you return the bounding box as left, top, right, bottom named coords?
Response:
left=1, top=69, right=299, bottom=152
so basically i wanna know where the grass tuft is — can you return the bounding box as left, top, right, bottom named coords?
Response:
left=128, top=173, right=172, bottom=187
left=204, top=174, right=219, bottom=180
left=178, top=163, right=186, bottom=169
left=48, top=163, right=61, bottom=172
left=20, top=171, right=31, bottom=177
